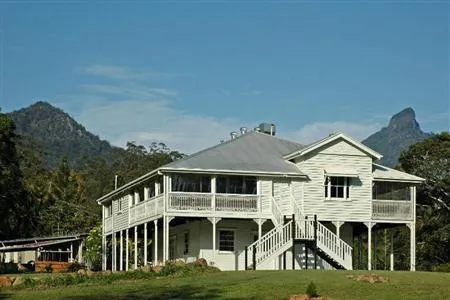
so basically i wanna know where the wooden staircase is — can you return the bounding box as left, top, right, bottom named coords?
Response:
left=245, top=199, right=353, bottom=270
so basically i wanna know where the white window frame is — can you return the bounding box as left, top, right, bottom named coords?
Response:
left=324, top=176, right=351, bottom=200
left=218, top=229, right=235, bottom=253
left=118, top=197, right=123, bottom=212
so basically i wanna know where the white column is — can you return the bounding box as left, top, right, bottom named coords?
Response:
left=254, top=218, right=267, bottom=239
left=364, top=222, right=375, bottom=271
left=390, top=231, right=394, bottom=271
left=102, top=206, right=106, bottom=271
left=119, top=230, right=123, bottom=271
left=332, top=221, right=344, bottom=238
left=144, top=187, right=149, bottom=201
left=78, top=240, right=83, bottom=264
left=212, top=218, right=217, bottom=261
left=163, top=216, right=174, bottom=263
left=144, top=222, right=148, bottom=266
left=208, top=217, right=221, bottom=262
left=102, top=234, right=106, bottom=271
left=134, top=226, right=138, bottom=269
left=111, top=232, right=115, bottom=271
left=70, top=243, right=73, bottom=262
left=408, top=222, right=416, bottom=271
left=125, top=229, right=129, bottom=271
left=154, top=220, right=158, bottom=265
left=410, top=185, right=416, bottom=271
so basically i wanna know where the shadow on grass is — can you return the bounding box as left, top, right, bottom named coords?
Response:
left=61, top=285, right=227, bottom=300
left=0, top=291, right=12, bottom=300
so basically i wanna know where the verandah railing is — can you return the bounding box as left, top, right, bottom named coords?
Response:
left=129, top=194, right=164, bottom=225
left=372, top=200, right=413, bottom=220
left=167, top=192, right=259, bottom=213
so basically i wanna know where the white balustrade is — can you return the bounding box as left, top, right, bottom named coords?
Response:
left=129, top=194, right=164, bottom=225
left=247, top=221, right=293, bottom=267
left=372, top=200, right=413, bottom=220
left=167, top=192, right=260, bottom=213
left=215, top=194, right=258, bottom=212
left=271, top=197, right=284, bottom=226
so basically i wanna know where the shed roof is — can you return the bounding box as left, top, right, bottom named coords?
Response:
left=162, top=131, right=306, bottom=176
left=372, top=164, right=425, bottom=183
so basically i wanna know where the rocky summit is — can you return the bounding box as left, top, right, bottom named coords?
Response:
left=362, top=108, right=430, bottom=167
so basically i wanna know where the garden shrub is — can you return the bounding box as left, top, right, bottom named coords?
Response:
left=306, top=281, right=318, bottom=298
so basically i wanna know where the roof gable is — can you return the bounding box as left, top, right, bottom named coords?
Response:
left=162, top=131, right=306, bottom=176
left=284, top=132, right=383, bottom=160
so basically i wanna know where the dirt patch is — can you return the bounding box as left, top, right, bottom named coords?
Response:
left=346, top=274, right=389, bottom=283
left=289, top=295, right=328, bottom=300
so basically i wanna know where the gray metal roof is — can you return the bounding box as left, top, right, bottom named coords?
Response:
left=372, top=164, right=425, bottom=183
left=163, top=131, right=306, bottom=176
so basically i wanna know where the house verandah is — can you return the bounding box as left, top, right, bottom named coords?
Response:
left=101, top=171, right=419, bottom=272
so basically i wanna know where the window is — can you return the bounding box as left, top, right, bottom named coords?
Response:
left=184, top=232, right=189, bottom=255
left=219, top=230, right=234, bottom=251
left=324, top=176, right=350, bottom=199
left=171, top=174, right=211, bottom=193
left=216, top=176, right=257, bottom=194
left=373, top=182, right=411, bottom=200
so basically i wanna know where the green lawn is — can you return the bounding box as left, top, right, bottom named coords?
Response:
left=2, top=270, right=450, bottom=300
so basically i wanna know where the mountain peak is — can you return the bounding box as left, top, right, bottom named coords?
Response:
left=362, top=107, right=429, bottom=167
left=7, top=101, right=117, bottom=168
left=388, top=107, right=420, bottom=131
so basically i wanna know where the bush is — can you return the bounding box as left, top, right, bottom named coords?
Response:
left=434, top=263, right=450, bottom=273
left=44, top=264, right=53, bottom=273
left=306, top=281, right=318, bottom=298
left=67, top=262, right=85, bottom=272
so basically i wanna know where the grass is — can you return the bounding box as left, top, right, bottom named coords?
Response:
left=1, top=270, right=450, bottom=300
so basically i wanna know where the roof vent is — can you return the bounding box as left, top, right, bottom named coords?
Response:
left=258, top=123, right=276, bottom=136
left=240, top=127, right=247, bottom=135
left=230, top=131, right=238, bottom=139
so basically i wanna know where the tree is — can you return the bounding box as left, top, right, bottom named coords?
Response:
left=85, top=225, right=102, bottom=271
left=399, top=132, right=450, bottom=269
left=0, top=112, right=30, bottom=239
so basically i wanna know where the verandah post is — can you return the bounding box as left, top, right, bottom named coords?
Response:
left=292, top=214, right=296, bottom=270
left=245, top=246, right=248, bottom=270
left=314, top=214, right=318, bottom=269
left=252, top=244, right=256, bottom=270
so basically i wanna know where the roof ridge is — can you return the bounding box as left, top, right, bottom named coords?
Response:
left=252, top=130, right=305, bottom=148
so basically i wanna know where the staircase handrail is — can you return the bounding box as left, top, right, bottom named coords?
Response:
left=314, top=219, right=353, bottom=269
left=271, top=196, right=284, bottom=226
left=246, top=220, right=293, bottom=268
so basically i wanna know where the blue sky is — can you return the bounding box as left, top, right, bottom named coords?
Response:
left=1, top=1, right=449, bottom=153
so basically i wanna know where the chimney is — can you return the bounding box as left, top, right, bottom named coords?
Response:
left=230, top=131, right=238, bottom=139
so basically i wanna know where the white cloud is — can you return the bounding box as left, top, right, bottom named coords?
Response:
left=76, top=64, right=182, bottom=81
left=283, top=121, right=381, bottom=144
left=73, top=98, right=240, bottom=154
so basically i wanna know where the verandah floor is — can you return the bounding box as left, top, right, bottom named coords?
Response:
left=4, top=269, right=450, bottom=299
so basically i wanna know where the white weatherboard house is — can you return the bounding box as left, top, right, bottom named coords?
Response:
left=97, top=125, right=424, bottom=272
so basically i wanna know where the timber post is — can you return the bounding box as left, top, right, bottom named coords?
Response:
left=244, top=246, right=248, bottom=270
left=252, top=244, right=256, bottom=270
left=314, top=214, right=318, bottom=269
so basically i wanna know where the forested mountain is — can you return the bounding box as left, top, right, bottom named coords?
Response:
left=0, top=103, right=184, bottom=240
left=7, top=101, right=120, bottom=168
left=362, top=108, right=431, bottom=167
